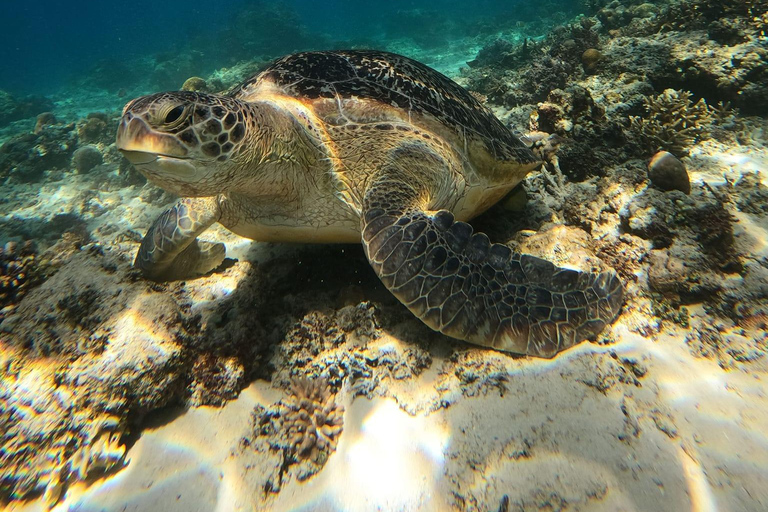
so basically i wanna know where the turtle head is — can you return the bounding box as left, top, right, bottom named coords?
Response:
left=117, top=91, right=249, bottom=195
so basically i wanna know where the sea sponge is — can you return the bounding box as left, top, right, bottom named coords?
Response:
left=282, top=377, right=344, bottom=466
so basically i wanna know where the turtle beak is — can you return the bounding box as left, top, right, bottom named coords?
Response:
left=116, top=113, right=189, bottom=162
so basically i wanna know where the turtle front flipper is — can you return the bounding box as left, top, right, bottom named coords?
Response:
left=135, top=196, right=225, bottom=281
left=360, top=177, right=624, bottom=358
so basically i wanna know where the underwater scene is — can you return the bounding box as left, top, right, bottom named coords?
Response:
left=1, top=0, right=768, bottom=510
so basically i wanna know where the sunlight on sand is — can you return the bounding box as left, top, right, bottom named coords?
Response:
left=279, top=397, right=451, bottom=512
left=679, top=446, right=717, bottom=512
left=44, top=383, right=281, bottom=512
left=345, top=400, right=448, bottom=498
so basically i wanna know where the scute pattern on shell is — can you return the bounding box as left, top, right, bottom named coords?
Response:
left=232, top=50, right=538, bottom=165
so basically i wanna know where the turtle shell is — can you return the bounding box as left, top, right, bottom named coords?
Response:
left=231, top=50, right=538, bottom=165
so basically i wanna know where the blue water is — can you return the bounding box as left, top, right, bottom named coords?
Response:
left=0, top=0, right=570, bottom=96
left=1, top=1, right=246, bottom=94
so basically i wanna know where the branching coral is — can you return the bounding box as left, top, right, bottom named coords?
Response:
left=629, top=89, right=738, bottom=156
left=281, top=377, right=344, bottom=467
left=524, top=134, right=571, bottom=215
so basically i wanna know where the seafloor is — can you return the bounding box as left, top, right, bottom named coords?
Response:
left=1, top=0, right=768, bottom=510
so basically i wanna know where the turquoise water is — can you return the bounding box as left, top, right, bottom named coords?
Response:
left=0, top=0, right=564, bottom=95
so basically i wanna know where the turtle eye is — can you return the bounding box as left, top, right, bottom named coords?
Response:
left=164, top=105, right=185, bottom=124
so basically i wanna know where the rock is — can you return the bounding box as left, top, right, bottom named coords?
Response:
left=33, top=112, right=57, bottom=134
left=72, top=145, right=103, bottom=173
left=648, top=249, right=687, bottom=293
left=0, top=123, right=77, bottom=182
left=648, top=151, right=690, bottom=194
left=708, top=18, right=747, bottom=46
left=77, top=113, right=113, bottom=144
left=182, top=76, right=208, bottom=92
left=0, top=90, right=53, bottom=126
left=0, top=247, right=196, bottom=503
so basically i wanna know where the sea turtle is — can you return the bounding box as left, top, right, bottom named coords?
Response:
left=116, top=50, right=623, bottom=357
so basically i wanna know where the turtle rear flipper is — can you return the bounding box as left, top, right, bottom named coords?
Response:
left=135, top=197, right=225, bottom=281
left=361, top=175, right=624, bottom=358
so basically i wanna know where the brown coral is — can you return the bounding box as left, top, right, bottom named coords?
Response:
left=181, top=76, right=208, bottom=92
left=33, top=112, right=57, bottom=134
left=630, top=89, right=715, bottom=156
left=282, top=377, right=344, bottom=465
left=76, top=113, right=112, bottom=145
left=581, top=48, right=603, bottom=74
left=0, top=241, right=42, bottom=322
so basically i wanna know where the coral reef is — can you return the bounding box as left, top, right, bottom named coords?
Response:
left=464, top=17, right=601, bottom=107
left=629, top=89, right=724, bottom=156
left=621, top=187, right=740, bottom=299
left=0, top=123, right=77, bottom=182
left=0, top=241, right=43, bottom=323
left=594, top=0, right=661, bottom=30
left=603, top=0, right=768, bottom=115
left=0, top=348, right=128, bottom=505
left=252, top=377, right=344, bottom=485
left=282, top=377, right=344, bottom=466
left=581, top=48, right=604, bottom=74
left=1, top=1, right=767, bottom=509
left=76, top=112, right=115, bottom=146
left=0, top=90, right=53, bottom=126
left=33, top=112, right=57, bottom=135
left=71, top=145, right=103, bottom=173
left=181, top=76, right=208, bottom=92
left=0, top=246, right=202, bottom=504
left=187, top=354, right=244, bottom=407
